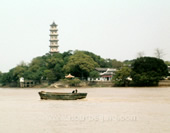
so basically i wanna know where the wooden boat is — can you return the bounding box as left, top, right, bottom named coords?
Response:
left=38, top=91, right=87, bottom=100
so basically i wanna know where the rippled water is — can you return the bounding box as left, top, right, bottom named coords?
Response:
left=0, top=87, right=170, bottom=133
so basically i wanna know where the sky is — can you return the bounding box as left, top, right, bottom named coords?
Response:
left=0, top=0, right=170, bottom=72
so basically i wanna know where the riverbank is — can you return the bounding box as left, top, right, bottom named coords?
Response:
left=159, top=80, right=170, bottom=86
left=1, top=80, right=170, bottom=89
left=33, top=80, right=170, bottom=88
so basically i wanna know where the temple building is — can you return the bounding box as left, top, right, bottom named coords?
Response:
left=88, top=68, right=117, bottom=81
left=49, top=22, right=59, bottom=53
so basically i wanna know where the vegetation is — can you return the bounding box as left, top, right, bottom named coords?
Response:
left=0, top=50, right=122, bottom=87
left=0, top=71, right=2, bottom=86
left=0, top=50, right=169, bottom=87
left=165, top=61, right=170, bottom=66
left=60, top=78, right=81, bottom=87
left=112, top=67, right=132, bottom=86
left=112, top=57, right=168, bottom=86
left=89, top=70, right=100, bottom=81
left=63, top=51, right=99, bottom=80
left=131, top=57, right=168, bottom=86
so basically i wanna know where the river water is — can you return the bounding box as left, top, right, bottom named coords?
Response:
left=0, top=87, right=170, bottom=133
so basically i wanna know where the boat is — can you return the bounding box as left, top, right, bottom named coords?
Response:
left=38, top=91, right=87, bottom=100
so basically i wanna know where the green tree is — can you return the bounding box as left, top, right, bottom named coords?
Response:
left=25, top=57, right=45, bottom=81
left=62, top=50, right=73, bottom=63
left=165, top=61, right=170, bottom=66
left=112, top=67, right=132, bottom=86
left=89, top=70, right=100, bottom=80
left=45, top=53, right=65, bottom=80
left=12, top=65, right=28, bottom=81
left=44, top=69, right=56, bottom=83
left=131, top=57, right=168, bottom=86
left=63, top=51, right=99, bottom=79
left=123, top=60, right=135, bottom=67
left=0, top=72, right=13, bottom=86
left=111, top=59, right=123, bottom=69
left=82, top=51, right=112, bottom=68
left=0, top=64, right=28, bottom=86
left=0, top=71, right=2, bottom=82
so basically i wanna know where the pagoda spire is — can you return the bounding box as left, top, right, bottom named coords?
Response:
left=49, top=22, right=59, bottom=53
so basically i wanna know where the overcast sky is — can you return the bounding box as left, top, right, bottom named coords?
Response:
left=0, top=0, right=170, bottom=72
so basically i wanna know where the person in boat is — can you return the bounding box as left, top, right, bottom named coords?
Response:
left=72, top=89, right=78, bottom=93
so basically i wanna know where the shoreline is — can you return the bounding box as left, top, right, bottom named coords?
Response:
left=1, top=80, right=170, bottom=89
left=1, top=86, right=170, bottom=89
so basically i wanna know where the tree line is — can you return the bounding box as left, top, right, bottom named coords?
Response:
left=113, top=57, right=169, bottom=86
left=0, top=50, right=123, bottom=86
left=0, top=50, right=169, bottom=87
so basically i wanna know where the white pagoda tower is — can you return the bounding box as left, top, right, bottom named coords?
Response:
left=49, top=22, right=59, bottom=53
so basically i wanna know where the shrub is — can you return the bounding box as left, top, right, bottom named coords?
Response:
left=60, top=78, right=81, bottom=87
left=131, top=57, right=168, bottom=86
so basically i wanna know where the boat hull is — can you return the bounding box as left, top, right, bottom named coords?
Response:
left=39, top=91, right=87, bottom=100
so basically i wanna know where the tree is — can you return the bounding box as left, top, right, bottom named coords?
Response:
left=81, top=51, right=112, bottom=68
left=137, top=51, right=145, bottom=58
left=131, top=57, right=168, bottom=86
left=63, top=51, right=99, bottom=79
left=89, top=70, right=100, bottom=80
left=154, top=48, right=165, bottom=59
left=123, top=60, right=135, bottom=67
left=0, top=71, right=3, bottom=84
left=112, top=67, right=132, bottom=86
left=165, top=61, right=170, bottom=66
left=0, top=72, right=13, bottom=86
left=45, top=53, right=65, bottom=80
left=12, top=65, right=28, bottom=81
left=62, top=50, right=73, bottom=63
left=44, top=69, right=56, bottom=83
left=25, top=57, right=46, bottom=81
left=111, top=59, right=123, bottom=69
left=0, top=71, right=2, bottom=78
left=24, top=53, right=65, bottom=82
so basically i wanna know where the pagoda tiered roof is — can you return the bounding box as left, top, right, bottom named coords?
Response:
left=50, top=22, right=57, bottom=26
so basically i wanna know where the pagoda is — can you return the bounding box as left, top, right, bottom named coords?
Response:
left=49, top=22, right=59, bottom=53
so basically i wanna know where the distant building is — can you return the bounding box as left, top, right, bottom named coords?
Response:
left=23, top=80, right=35, bottom=87
left=49, top=22, right=59, bottom=53
left=19, top=77, right=35, bottom=87
left=88, top=68, right=117, bottom=81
